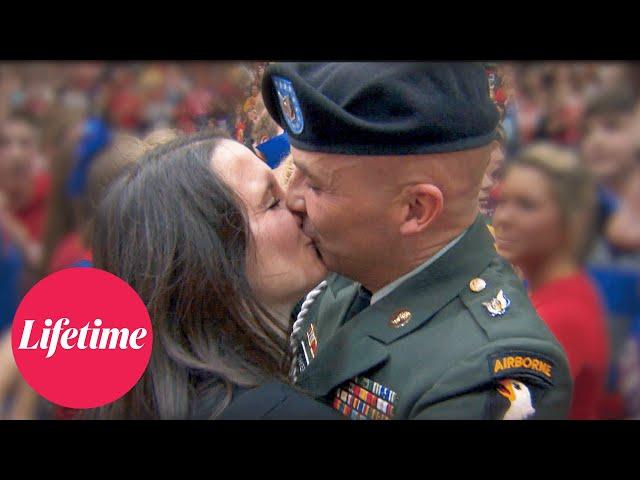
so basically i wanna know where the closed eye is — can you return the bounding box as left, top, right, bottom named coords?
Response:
left=268, top=199, right=282, bottom=210
left=306, top=181, right=321, bottom=193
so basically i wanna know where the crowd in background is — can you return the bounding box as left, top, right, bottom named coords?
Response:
left=486, top=62, right=640, bottom=419
left=0, top=61, right=639, bottom=419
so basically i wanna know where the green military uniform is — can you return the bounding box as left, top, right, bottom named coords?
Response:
left=291, top=216, right=572, bottom=420
left=261, top=62, right=573, bottom=420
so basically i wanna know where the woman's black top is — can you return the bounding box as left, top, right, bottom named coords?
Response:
left=195, top=381, right=343, bottom=420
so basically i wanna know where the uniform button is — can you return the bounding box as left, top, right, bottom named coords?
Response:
left=469, top=278, right=487, bottom=292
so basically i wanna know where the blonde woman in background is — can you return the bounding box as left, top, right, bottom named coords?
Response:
left=493, top=143, right=610, bottom=419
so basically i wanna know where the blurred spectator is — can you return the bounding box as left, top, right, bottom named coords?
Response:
left=256, top=64, right=266, bottom=87
left=0, top=111, right=39, bottom=160
left=543, top=66, right=585, bottom=146
left=59, top=62, right=104, bottom=115
left=252, top=110, right=282, bottom=149
left=478, top=126, right=507, bottom=219
left=0, top=113, right=50, bottom=239
left=243, top=85, right=260, bottom=113
left=139, top=65, right=174, bottom=130
left=493, top=143, right=611, bottom=419
left=233, top=104, right=247, bottom=143
left=0, top=113, right=50, bottom=275
left=47, top=124, right=179, bottom=274
left=0, top=216, right=22, bottom=333
left=580, top=88, right=640, bottom=259
left=514, top=65, right=548, bottom=145
left=107, top=76, right=143, bottom=132
left=606, top=170, right=640, bottom=254
left=619, top=315, right=640, bottom=418
left=40, top=112, right=86, bottom=275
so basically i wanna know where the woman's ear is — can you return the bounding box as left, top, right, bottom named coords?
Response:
left=398, top=183, right=444, bottom=236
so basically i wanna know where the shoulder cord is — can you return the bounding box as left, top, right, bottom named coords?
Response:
left=289, top=280, right=327, bottom=382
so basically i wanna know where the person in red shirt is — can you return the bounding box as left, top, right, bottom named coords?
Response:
left=493, top=143, right=611, bottom=419
left=0, top=113, right=51, bottom=239
left=0, top=114, right=51, bottom=273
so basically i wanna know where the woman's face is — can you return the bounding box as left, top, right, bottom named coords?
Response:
left=492, top=165, right=565, bottom=267
left=478, top=141, right=505, bottom=216
left=212, top=140, right=327, bottom=307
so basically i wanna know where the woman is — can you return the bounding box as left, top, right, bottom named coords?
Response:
left=88, top=129, right=337, bottom=420
left=493, top=143, right=610, bottom=420
left=478, top=126, right=507, bottom=220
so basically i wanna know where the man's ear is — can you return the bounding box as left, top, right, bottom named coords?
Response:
left=399, top=183, right=444, bottom=236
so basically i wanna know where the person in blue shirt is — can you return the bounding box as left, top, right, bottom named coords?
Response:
left=0, top=230, right=23, bottom=333
left=580, top=87, right=639, bottom=260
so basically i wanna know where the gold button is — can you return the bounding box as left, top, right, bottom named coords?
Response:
left=389, top=310, right=412, bottom=328
left=469, top=278, right=487, bottom=293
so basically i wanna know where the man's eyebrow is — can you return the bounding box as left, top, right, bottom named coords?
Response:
left=294, top=160, right=323, bottom=183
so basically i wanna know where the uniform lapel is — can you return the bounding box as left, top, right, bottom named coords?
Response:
left=312, top=280, right=357, bottom=347
left=297, top=277, right=388, bottom=397
left=296, top=328, right=389, bottom=397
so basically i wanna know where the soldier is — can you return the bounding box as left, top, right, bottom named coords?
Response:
left=261, top=62, right=572, bottom=420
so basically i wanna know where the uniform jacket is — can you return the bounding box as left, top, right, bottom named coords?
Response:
left=292, top=215, right=573, bottom=420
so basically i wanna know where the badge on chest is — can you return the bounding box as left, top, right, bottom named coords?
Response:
left=296, top=323, right=319, bottom=372
left=331, top=376, right=399, bottom=420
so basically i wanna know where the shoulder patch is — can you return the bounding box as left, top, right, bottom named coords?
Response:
left=486, top=378, right=537, bottom=420
left=488, top=350, right=555, bottom=386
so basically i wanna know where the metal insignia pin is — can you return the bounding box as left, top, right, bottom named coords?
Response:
left=482, top=289, right=511, bottom=317
left=389, top=310, right=412, bottom=328
left=469, top=278, right=487, bottom=293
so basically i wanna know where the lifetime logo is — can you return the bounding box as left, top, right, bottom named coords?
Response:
left=18, top=318, right=148, bottom=359
left=11, top=268, right=153, bottom=409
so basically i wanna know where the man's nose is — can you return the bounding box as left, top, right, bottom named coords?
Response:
left=285, top=167, right=306, bottom=215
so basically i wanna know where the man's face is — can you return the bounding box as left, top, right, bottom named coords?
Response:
left=0, top=150, right=35, bottom=211
left=0, top=120, right=37, bottom=160
left=479, top=142, right=506, bottom=216
left=285, top=147, right=399, bottom=280
left=581, top=112, right=636, bottom=185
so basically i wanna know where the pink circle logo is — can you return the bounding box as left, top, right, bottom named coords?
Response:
left=11, top=268, right=152, bottom=409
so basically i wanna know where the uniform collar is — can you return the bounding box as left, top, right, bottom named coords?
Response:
left=370, top=229, right=468, bottom=305
left=362, top=215, right=496, bottom=345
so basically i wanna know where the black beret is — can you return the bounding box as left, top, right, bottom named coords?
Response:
left=261, top=62, right=500, bottom=156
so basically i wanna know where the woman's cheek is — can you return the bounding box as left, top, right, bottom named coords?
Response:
left=275, top=209, right=304, bottom=251
left=256, top=210, right=301, bottom=259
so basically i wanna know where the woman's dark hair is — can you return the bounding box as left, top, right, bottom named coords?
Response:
left=87, top=129, right=289, bottom=419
